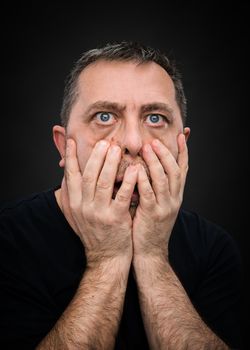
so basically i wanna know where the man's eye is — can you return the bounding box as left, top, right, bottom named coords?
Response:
left=95, top=112, right=115, bottom=124
left=146, top=114, right=166, bottom=125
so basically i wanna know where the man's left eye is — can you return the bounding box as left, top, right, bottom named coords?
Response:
left=146, top=114, right=165, bottom=124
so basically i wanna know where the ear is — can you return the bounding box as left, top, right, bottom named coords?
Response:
left=183, top=127, right=191, bottom=142
left=53, top=125, right=66, bottom=168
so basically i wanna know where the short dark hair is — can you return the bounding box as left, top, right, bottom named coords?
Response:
left=60, top=41, right=187, bottom=127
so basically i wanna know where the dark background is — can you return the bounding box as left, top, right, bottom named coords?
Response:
left=1, top=2, right=248, bottom=347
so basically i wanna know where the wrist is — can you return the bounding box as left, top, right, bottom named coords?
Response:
left=132, top=254, right=170, bottom=279
left=87, top=253, right=132, bottom=271
left=133, top=250, right=169, bottom=265
left=86, top=239, right=133, bottom=268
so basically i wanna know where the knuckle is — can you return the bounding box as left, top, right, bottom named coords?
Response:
left=116, top=192, right=130, bottom=202
left=174, top=170, right=181, bottom=180
left=103, top=215, right=116, bottom=226
left=82, top=201, right=95, bottom=215
left=141, top=177, right=149, bottom=186
left=82, top=174, right=94, bottom=185
left=158, top=174, right=168, bottom=185
left=115, top=183, right=135, bottom=202
left=91, top=209, right=114, bottom=226
left=150, top=157, right=159, bottom=166
left=155, top=209, right=165, bottom=221
left=157, top=184, right=168, bottom=195
left=171, top=198, right=181, bottom=210
left=81, top=204, right=89, bottom=217
left=65, top=168, right=74, bottom=179
left=164, top=150, right=172, bottom=159
left=178, top=194, right=183, bottom=203
left=121, top=179, right=133, bottom=190
left=143, top=187, right=154, bottom=200
left=96, top=180, right=112, bottom=191
left=116, top=180, right=133, bottom=201
left=69, top=201, right=80, bottom=212
left=65, top=169, right=82, bottom=183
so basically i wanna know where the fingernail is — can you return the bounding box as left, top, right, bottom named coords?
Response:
left=127, top=165, right=137, bottom=173
left=110, top=145, right=120, bottom=155
left=98, top=140, right=108, bottom=149
left=152, top=139, right=160, bottom=147
left=144, top=144, right=152, bottom=152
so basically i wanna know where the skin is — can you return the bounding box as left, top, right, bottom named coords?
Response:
left=54, top=60, right=190, bottom=232
left=37, top=60, right=228, bottom=349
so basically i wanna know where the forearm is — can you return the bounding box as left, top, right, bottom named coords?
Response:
left=133, top=256, right=229, bottom=350
left=36, top=257, right=131, bottom=350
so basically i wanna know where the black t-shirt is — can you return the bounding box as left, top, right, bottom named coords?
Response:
left=0, top=187, right=242, bottom=349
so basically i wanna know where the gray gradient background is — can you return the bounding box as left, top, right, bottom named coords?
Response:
left=1, top=3, right=248, bottom=347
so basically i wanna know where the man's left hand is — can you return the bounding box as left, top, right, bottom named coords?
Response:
left=132, top=134, right=188, bottom=260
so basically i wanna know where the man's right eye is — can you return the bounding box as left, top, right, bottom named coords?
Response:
left=95, top=112, right=114, bottom=124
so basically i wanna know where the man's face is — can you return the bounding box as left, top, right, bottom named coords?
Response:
left=65, top=60, right=186, bottom=188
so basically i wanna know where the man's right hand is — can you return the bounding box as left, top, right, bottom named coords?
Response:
left=64, top=138, right=138, bottom=267
left=37, top=139, right=136, bottom=349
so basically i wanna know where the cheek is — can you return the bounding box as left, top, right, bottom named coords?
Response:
left=149, top=127, right=180, bottom=159
left=66, top=121, right=105, bottom=171
left=159, top=137, right=178, bottom=160
left=75, top=137, right=95, bottom=172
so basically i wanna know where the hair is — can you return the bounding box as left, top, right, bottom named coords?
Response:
left=60, top=41, right=187, bottom=127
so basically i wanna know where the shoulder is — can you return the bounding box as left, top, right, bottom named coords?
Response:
left=172, top=208, right=241, bottom=267
left=0, top=186, right=59, bottom=214
left=0, top=187, right=61, bottom=244
left=177, top=208, right=238, bottom=246
left=0, top=186, right=60, bottom=221
left=0, top=192, right=42, bottom=218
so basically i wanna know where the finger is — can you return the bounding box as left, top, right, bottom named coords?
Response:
left=81, top=140, right=110, bottom=202
left=142, top=144, right=170, bottom=204
left=177, top=133, right=189, bottom=193
left=65, top=138, right=82, bottom=208
left=137, top=164, right=156, bottom=209
left=94, top=144, right=121, bottom=205
left=151, top=139, right=181, bottom=197
left=114, top=164, right=138, bottom=213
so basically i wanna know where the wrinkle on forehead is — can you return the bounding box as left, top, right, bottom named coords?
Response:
left=69, top=59, right=183, bottom=128
left=77, top=60, right=177, bottom=106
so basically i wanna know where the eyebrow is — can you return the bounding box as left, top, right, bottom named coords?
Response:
left=141, top=102, right=174, bottom=120
left=84, top=100, right=174, bottom=120
left=85, top=101, right=126, bottom=115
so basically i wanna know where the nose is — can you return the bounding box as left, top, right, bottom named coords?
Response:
left=120, top=121, right=143, bottom=157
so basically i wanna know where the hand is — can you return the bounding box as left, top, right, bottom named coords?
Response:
left=64, top=139, right=138, bottom=266
left=132, top=134, right=188, bottom=260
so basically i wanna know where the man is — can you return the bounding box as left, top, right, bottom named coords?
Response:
left=0, top=42, right=241, bottom=349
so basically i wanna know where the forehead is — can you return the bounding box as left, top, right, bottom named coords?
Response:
left=77, top=60, right=177, bottom=108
